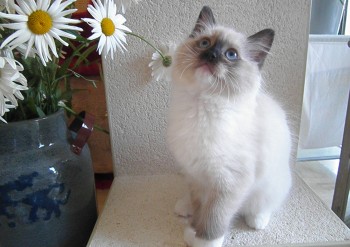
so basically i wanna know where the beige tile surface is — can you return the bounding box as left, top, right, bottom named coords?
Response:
left=296, top=159, right=350, bottom=225
left=88, top=173, right=350, bottom=247
left=296, top=160, right=338, bottom=207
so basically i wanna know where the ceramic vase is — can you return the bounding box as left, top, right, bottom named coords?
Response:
left=0, top=110, right=97, bottom=247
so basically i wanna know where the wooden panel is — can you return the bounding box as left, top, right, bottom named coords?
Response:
left=75, top=0, right=91, bottom=14
left=70, top=76, right=114, bottom=174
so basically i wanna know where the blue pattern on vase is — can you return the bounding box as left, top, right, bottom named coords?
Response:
left=0, top=172, right=71, bottom=228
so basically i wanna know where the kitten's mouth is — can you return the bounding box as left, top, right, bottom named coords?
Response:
left=196, top=62, right=216, bottom=75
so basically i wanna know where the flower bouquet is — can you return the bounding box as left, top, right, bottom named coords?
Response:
left=0, top=0, right=173, bottom=125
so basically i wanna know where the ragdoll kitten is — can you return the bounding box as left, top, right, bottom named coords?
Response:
left=166, top=6, right=292, bottom=247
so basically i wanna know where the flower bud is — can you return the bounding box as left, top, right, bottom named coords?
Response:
left=162, top=55, right=172, bottom=67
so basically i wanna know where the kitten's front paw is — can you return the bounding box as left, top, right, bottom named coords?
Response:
left=183, top=227, right=225, bottom=247
left=193, top=235, right=225, bottom=247
left=184, top=226, right=196, bottom=246
left=245, top=212, right=271, bottom=230
left=175, top=195, right=193, bottom=218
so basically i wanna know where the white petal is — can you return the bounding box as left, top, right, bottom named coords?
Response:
left=0, top=116, right=8, bottom=123
left=6, top=30, right=30, bottom=48
left=114, top=29, right=127, bottom=43
left=107, top=0, right=116, bottom=18
left=87, top=5, right=103, bottom=21
left=25, top=35, right=35, bottom=58
left=41, top=38, right=51, bottom=62
left=17, top=1, right=33, bottom=15
left=54, top=0, right=76, bottom=14
left=50, top=27, right=76, bottom=40
left=48, top=0, right=61, bottom=13
left=116, top=24, right=131, bottom=33
left=0, top=29, right=28, bottom=49
left=104, top=37, right=111, bottom=56
left=97, top=35, right=107, bottom=54
left=115, top=14, right=126, bottom=25
left=0, top=12, right=28, bottom=22
left=0, top=59, right=4, bottom=68
left=95, top=0, right=106, bottom=16
left=4, top=57, right=16, bottom=70
left=53, top=9, right=78, bottom=19
left=37, top=0, right=43, bottom=9
left=91, top=25, right=102, bottom=33
left=49, top=28, right=69, bottom=46
left=10, top=2, right=25, bottom=15
left=44, top=33, right=58, bottom=58
left=34, top=35, right=47, bottom=65
left=27, top=0, right=37, bottom=12
left=87, top=32, right=102, bottom=40
left=53, top=23, right=82, bottom=31
left=41, top=0, right=50, bottom=11
left=1, top=22, right=27, bottom=30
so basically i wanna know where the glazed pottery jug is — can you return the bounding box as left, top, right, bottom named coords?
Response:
left=0, top=110, right=97, bottom=247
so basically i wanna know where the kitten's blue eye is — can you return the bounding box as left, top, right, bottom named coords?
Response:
left=199, top=38, right=211, bottom=48
left=225, top=49, right=238, bottom=61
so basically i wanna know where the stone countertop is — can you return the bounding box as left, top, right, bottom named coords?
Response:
left=88, top=173, right=350, bottom=247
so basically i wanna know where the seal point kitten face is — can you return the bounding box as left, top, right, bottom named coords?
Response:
left=172, top=6, right=274, bottom=97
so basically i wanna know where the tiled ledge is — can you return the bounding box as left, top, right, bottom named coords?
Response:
left=88, top=173, right=350, bottom=247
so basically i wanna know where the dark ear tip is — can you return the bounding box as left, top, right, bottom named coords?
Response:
left=264, top=29, right=275, bottom=38
left=190, top=5, right=215, bottom=37
left=202, top=6, right=212, bottom=12
left=200, top=6, right=214, bottom=16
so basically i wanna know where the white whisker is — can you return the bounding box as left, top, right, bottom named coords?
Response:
left=179, top=62, right=194, bottom=79
left=184, top=43, right=198, bottom=55
left=204, top=76, right=217, bottom=94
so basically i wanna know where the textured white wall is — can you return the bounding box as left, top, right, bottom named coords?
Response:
left=102, top=0, right=311, bottom=176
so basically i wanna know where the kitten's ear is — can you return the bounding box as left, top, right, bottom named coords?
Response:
left=190, top=6, right=216, bottom=38
left=247, top=29, right=275, bottom=69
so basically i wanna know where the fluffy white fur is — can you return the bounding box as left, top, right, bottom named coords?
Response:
left=167, top=6, right=291, bottom=247
left=185, top=227, right=225, bottom=247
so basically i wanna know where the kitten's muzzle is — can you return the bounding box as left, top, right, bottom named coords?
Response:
left=200, top=42, right=222, bottom=65
left=201, top=48, right=221, bottom=64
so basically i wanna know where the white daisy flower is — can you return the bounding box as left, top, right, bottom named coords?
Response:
left=149, top=43, right=176, bottom=82
left=0, top=49, right=16, bottom=68
left=0, top=0, right=83, bottom=66
left=0, top=99, right=15, bottom=123
left=82, top=0, right=131, bottom=59
left=0, top=44, right=36, bottom=62
left=0, top=56, right=28, bottom=122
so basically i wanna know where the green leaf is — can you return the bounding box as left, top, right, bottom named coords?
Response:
left=36, top=106, right=46, bottom=118
left=71, top=44, right=98, bottom=69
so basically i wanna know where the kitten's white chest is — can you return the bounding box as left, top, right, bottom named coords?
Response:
left=167, top=91, right=255, bottom=175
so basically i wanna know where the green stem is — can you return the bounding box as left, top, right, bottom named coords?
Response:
left=126, top=32, right=165, bottom=60
left=59, top=104, right=110, bottom=135
left=67, top=69, right=97, bottom=88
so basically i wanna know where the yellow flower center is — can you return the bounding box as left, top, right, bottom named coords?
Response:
left=27, top=10, right=52, bottom=35
left=101, top=18, right=115, bottom=36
